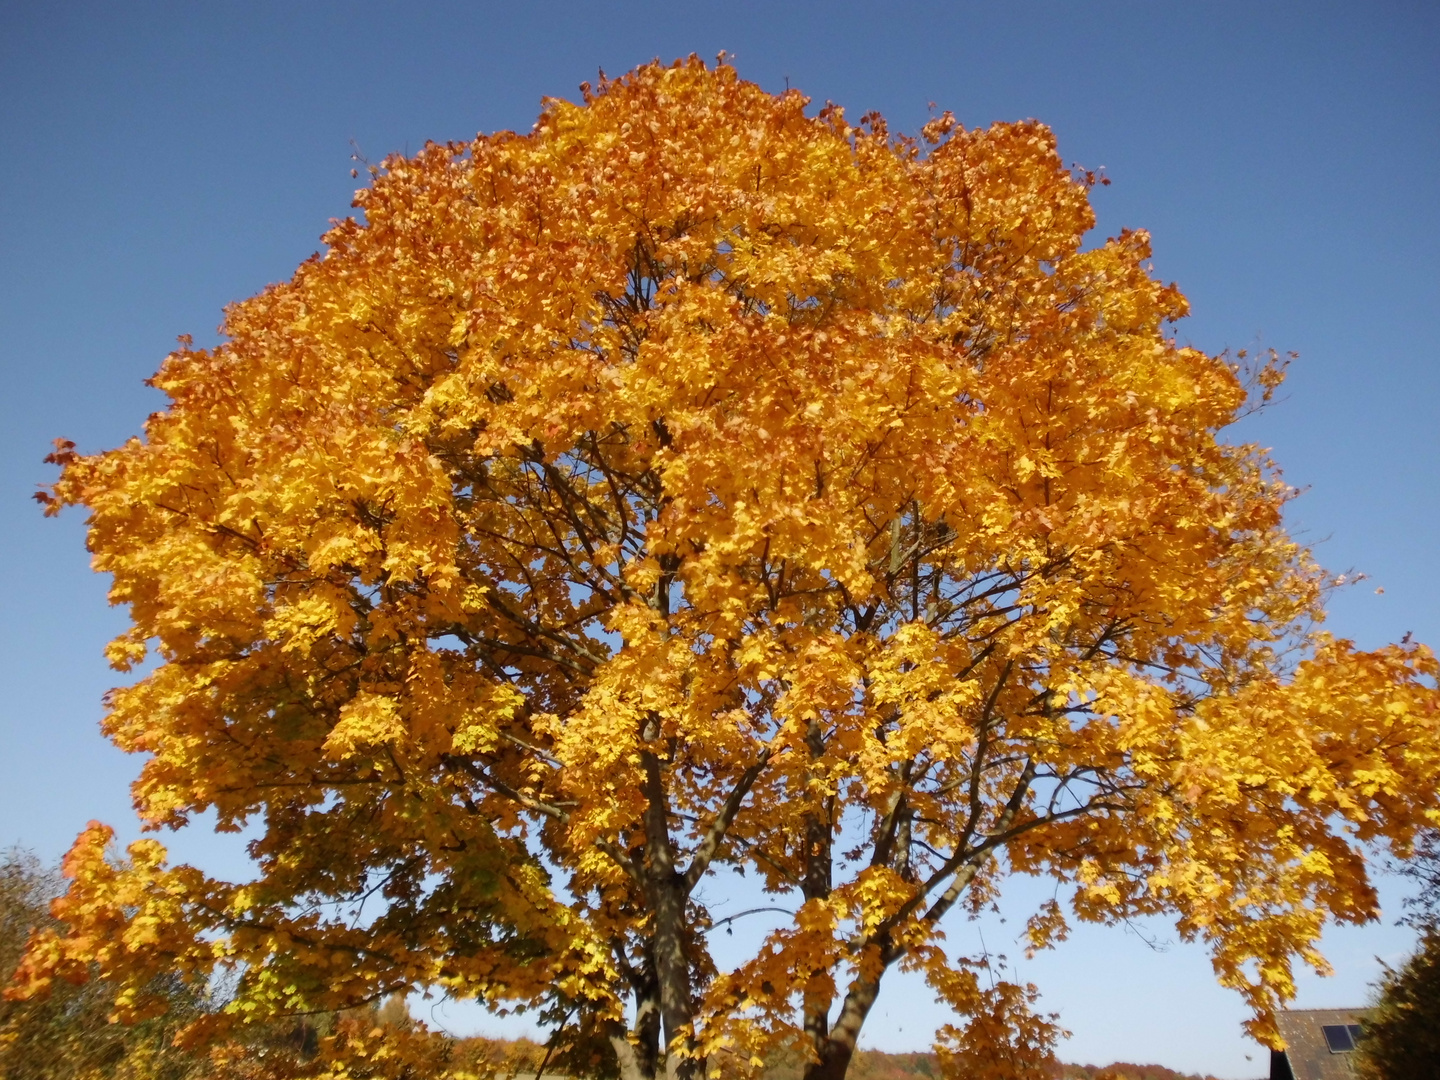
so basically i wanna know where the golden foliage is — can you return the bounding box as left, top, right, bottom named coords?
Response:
left=15, top=57, right=1440, bottom=1080
left=0, top=848, right=209, bottom=1080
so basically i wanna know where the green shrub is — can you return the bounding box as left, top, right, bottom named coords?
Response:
left=1355, top=928, right=1440, bottom=1080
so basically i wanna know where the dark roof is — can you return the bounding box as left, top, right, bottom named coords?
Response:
left=1270, top=1008, right=1370, bottom=1080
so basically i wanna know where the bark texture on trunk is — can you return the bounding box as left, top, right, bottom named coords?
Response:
left=640, top=744, right=701, bottom=1080
left=652, top=874, right=697, bottom=1080
left=802, top=952, right=888, bottom=1080
left=611, top=1028, right=648, bottom=1080
left=801, top=717, right=838, bottom=1068
left=801, top=799, right=835, bottom=1064
left=609, top=943, right=662, bottom=1080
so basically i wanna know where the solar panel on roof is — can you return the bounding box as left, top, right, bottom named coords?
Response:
left=1322, top=1024, right=1355, bottom=1052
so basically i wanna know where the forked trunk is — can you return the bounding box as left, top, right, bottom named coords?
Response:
left=802, top=970, right=884, bottom=1080
left=611, top=915, right=698, bottom=1080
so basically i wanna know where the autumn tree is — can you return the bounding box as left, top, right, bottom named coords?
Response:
left=0, top=849, right=207, bottom=1080
left=13, top=58, right=1440, bottom=1080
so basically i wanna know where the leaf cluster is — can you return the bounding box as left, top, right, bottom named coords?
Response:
left=0, top=848, right=207, bottom=1080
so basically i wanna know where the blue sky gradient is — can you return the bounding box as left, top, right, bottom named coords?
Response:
left=2, top=4, right=1437, bottom=1076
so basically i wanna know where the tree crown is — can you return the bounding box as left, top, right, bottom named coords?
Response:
left=16, top=58, right=1440, bottom=1080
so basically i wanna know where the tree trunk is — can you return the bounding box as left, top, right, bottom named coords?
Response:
left=634, top=981, right=661, bottom=1080
left=803, top=961, right=887, bottom=1080
left=652, top=873, right=698, bottom=1080
left=801, top=803, right=834, bottom=1064
left=640, top=745, right=701, bottom=1080
left=610, top=1026, right=649, bottom=1080
left=802, top=718, right=837, bottom=1068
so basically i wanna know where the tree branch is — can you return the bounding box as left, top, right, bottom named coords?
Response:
left=682, top=747, right=773, bottom=892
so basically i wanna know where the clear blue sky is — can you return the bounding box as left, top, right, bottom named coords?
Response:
left=1, top=3, right=1436, bottom=1076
